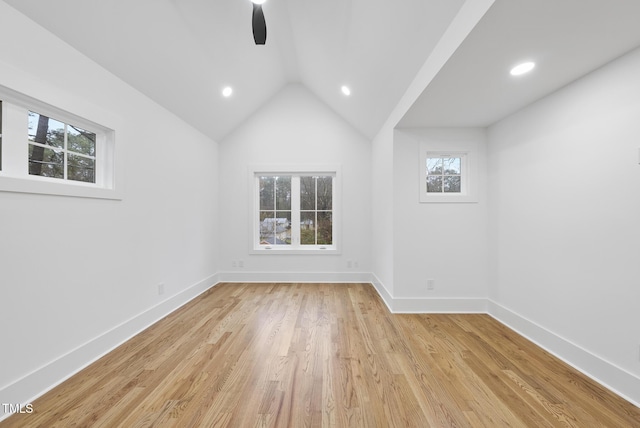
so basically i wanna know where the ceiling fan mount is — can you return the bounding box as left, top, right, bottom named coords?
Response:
left=251, top=0, right=267, bottom=45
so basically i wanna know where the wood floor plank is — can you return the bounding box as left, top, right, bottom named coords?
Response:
left=2, top=283, right=639, bottom=427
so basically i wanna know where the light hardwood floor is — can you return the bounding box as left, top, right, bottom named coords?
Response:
left=2, top=282, right=639, bottom=427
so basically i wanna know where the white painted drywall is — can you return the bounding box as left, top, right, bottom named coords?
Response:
left=393, top=128, right=489, bottom=300
left=368, top=0, right=496, bottom=302
left=0, top=1, right=219, bottom=406
left=371, top=126, right=396, bottom=296
left=488, top=46, right=640, bottom=380
left=218, top=84, right=371, bottom=278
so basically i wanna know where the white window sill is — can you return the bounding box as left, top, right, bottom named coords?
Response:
left=420, top=193, right=478, bottom=203
left=251, top=246, right=339, bottom=255
left=0, top=174, right=122, bottom=200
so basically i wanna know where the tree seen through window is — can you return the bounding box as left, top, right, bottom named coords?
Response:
left=426, top=156, right=461, bottom=193
left=28, top=111, right=96, bottom=183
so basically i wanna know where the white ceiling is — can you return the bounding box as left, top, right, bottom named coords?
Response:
left=3, top=0, right=640, bottom=140
left=1, top=0, right=464, bottom=140
left=399, top=0, right=640, bottom=128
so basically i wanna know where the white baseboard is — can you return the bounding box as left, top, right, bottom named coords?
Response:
left=0, top=273, right=220, bottom=422
left=369, top=273, right=486, bottom=313
left=370, top=273, right=394, bottom=312
left=487, top=300, right=640, bottom=408
left=391, top=297, right=487, bottom=313
left=217, top=271, right=373, bottom=283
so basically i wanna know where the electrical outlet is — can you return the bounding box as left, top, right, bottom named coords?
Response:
left=238, top=260, right=244, bottom=268
left=427, top=279, right=435, bottom=291
left=232, top=261, right=237, bottom=268
left=354, top=261, right=359, bottom=268
left=158, top=283, right=165, bottom=295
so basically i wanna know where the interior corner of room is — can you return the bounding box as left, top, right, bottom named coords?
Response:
left=1, top=0, right=639, bottom=423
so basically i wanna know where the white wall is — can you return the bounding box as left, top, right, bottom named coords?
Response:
left=0, top=2, right=219, bottom=410
left=371, top=126, right=395, bottom=298
left=367, top=0, right=496, bottom=306
left=218, top=84, right=371, bottom=281
left=392, top=128, right=489, bottom=311
left=488, top=46, right=640, bottom=401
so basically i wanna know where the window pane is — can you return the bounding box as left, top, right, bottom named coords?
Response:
left=316, top=176, right=332, bottom=210
left=300, top=176, right=315, bottom=210
left=300, top=212, right=316, bottom=245
left=67, top=125, right=96, bottom=156
left=68, top=153, right=95, bottom=183
left=317, top=212, right=332, bottom=245
left=275, top=211, right=291, bottom=245
left=29, top=144, right=64, bottom=178
left=275, top=176, right=291, bottom=210
left=443, top=175, right=461, bottom=193
left=260, top=211, right=291, bottom=246
left=259, top=177, right=275, bottom=210
left=259, top=211, right=275, bottom=245
left=426, top=176, right=442, bottom=193
left=28, top=112, right=64, bottom=149
left=443, top=157, right=461, bottom=175
left=426, top=158, right=442, bottom=174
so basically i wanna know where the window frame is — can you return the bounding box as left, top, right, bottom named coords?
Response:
left=419, top=141, right=478, bottom=203
left=250, top=165, right=341, bottom=254
left=0, top=84, right=121, bottom=200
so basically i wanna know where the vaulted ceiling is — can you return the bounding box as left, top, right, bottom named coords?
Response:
left=4, top=0, right=640, bottom=142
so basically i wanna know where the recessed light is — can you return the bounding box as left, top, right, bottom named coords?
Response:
left=341, top=85, right=351, bottom=96
left=510, top=61, right=535, bottom=76
left=222, top=86, right=233, bottom=97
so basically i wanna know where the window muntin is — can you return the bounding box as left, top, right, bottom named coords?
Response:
left=426, top=156, right=462, bottom=193
left=254, top=171, right=337, bottom=252
left=28, top=111, right=97, bottom=183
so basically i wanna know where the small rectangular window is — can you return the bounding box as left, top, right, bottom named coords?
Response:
left=419, top=141, right=478, bottom=203
left=426, top=156, right=462, bottom=193
left=28, top=111, right=97, bottom=183
left=0, top=84, right=120, bottom=199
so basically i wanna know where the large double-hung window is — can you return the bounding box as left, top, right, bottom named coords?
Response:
left=253, top=166, right=339, bottom=253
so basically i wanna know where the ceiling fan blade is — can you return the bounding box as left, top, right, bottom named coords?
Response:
left=252, top=3, right=267, bottom=45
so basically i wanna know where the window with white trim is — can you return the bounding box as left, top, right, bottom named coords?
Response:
left=0, top=86, right=118, bottom=199
left=253, top=168, right=338, bottom=253
left=419, top=141, right=478, bottom=203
